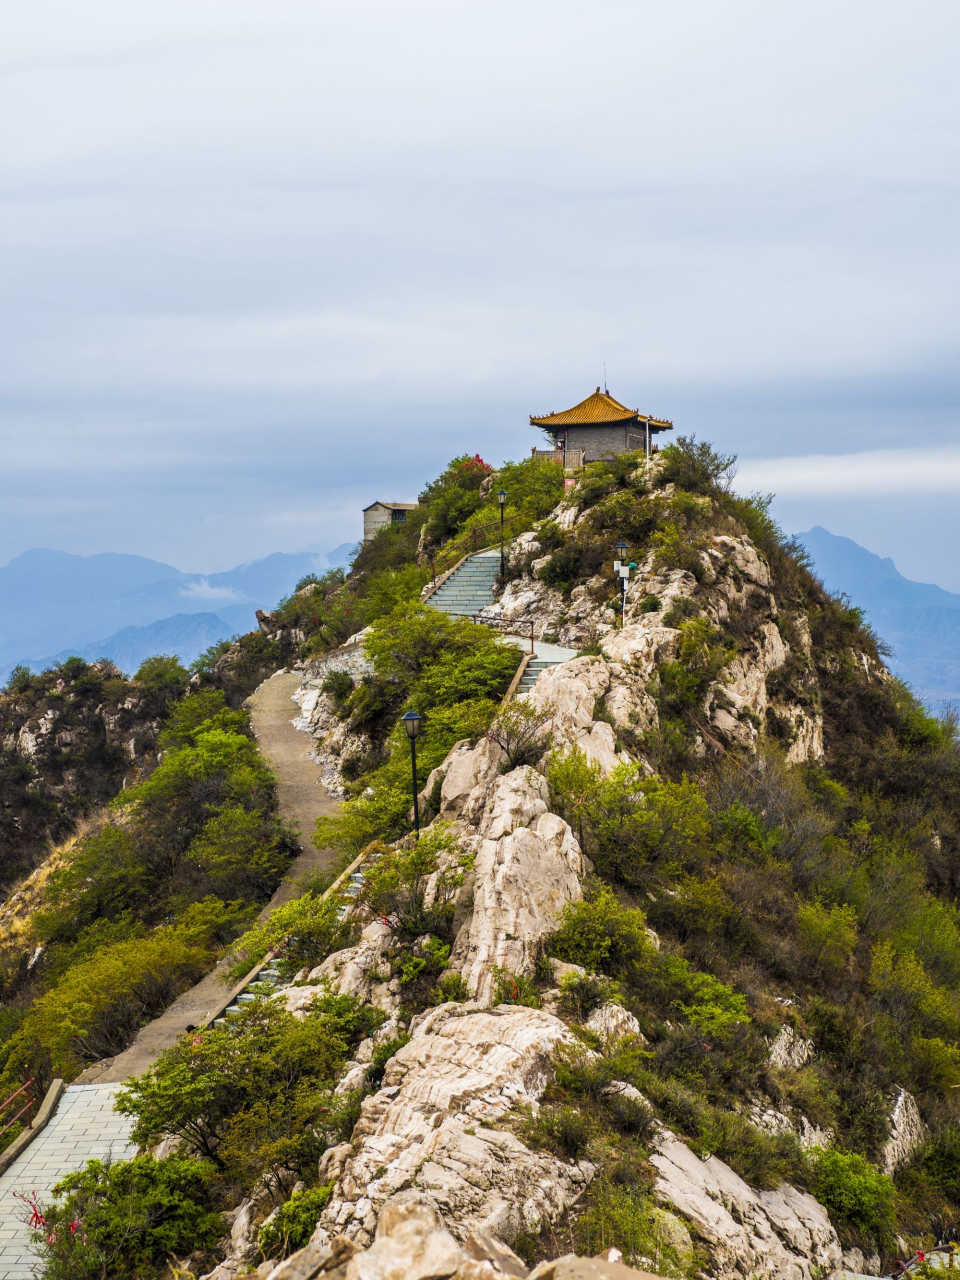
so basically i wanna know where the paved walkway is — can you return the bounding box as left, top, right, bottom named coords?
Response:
left=0, top=1085, right=136, bottom=1277
left=77, top=669, right=339, bottom=1085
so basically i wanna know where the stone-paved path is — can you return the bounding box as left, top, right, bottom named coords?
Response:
left=0, top=669, right=337, bottom=1274
left=0, top=1085, right=136, bottom=1277
left=77, top=669, right=339, bottom=1085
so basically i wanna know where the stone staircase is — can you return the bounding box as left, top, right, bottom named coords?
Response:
left=425, top=549, right=500, bottom=616
left=517, top=654, right=564, bottom=695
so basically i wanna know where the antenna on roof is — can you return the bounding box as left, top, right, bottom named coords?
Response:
left=603, top=362, right=608, bottom=393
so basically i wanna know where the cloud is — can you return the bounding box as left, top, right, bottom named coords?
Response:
left=177, top=579, right=243, bottom=602
left=736, top=446, right=960, bottom=497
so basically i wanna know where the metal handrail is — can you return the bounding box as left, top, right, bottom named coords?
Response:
left=425, top=512, right=528, bottom=584
left=0, top=1077, right=36, bottom=1137
left=443, top=612, right=535, bottom=655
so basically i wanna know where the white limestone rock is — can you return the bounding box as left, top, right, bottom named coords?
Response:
left=584, top=1002, right=643, bottom=1048
left=434, top=737, right=506, bottom=825
left=522, top=656, right=629, bottom=774
left=313, top=1004, right=594, bottom=1249
left=769, top=1026, right=814, bottom=1071
left=881, top=1087, right=927, bottom=1175
left=450, top=768, right=586, bottom=1003
left=306, top=921, right=399, bottom=1012
left=650, top=1124, right=842, bottom=1280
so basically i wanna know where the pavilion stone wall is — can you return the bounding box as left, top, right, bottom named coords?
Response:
left=565, top=423, right=647, bottom=461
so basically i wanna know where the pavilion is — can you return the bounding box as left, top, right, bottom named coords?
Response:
left=530, top=387, right=672, bottom=465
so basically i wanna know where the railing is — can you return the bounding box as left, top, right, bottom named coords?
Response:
left=442, top=612, right=535, bottom=655
left=530, top=446, right=586, bottom=471
left=0, top=1078, right=36, bottom=1139
left=424, top=511, right=529, bottom=586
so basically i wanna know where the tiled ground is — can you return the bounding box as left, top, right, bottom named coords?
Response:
left=0, top=1084, right=135, bottom=1278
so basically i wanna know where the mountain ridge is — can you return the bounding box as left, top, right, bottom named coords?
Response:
left=0, top=541, right=356, bottom=676
left=797, top=525, right=960, bottom=705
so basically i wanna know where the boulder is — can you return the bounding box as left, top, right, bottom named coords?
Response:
left=584, top=1003, right=643, bottom=1048
left=313, top=1004, right=593, bottom=1248
left=449, top=768, right=585, bottom=1002
left=768, top=1026, right=814, bottom=1071
left=522, top=658, right=627, bottom=773
left=649, top=1124, right=842, bottom=1280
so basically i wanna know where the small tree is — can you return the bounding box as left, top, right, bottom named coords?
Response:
left=487, top=699, right=554, bottom=769
left=358, top=824, right=469, bottom=938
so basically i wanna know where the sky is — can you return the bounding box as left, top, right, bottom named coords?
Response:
left=2, top=1, right=959, bottom=582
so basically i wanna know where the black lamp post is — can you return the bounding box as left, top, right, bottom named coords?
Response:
left=401, top=711, right=423, bottom=838
left=497, top=488, right=507, bottom=576
left=614, top=539, right=629, bottom=628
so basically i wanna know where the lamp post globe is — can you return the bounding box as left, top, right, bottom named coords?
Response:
left=401, top=711, right=423, bottom=837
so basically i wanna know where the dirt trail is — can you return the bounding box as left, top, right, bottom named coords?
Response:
left=76, top=669, right=337, bottom=1084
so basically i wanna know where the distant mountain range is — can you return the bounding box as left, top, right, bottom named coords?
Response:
left=7, top=527, right=958, bottom=704
left=0, top=542, right=355, bottom=679
left=798, top=526, right=960, bottom=707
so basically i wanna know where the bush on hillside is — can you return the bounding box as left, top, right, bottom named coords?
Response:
left=0, top=902, right=250, bottom=1088
left=30, top=1154, right=221, bottom=1280
left=258, top=1183, right=334, bottom=1261
left=810, top=1148, right=895, bottom=1239
left=487, top=698, right=555, bottom=768
left=134, top=654, right=190, bottom=706
left=225, top=888, right=357, bottom=981
left=418, top=453, right=492, bottom=543
left=117, top=995, right=380, bottom=1199
left=357, top=824, right=470, bottom=939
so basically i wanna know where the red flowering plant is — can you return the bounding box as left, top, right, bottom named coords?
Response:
left=19, top=1155, right=221, bottom=1280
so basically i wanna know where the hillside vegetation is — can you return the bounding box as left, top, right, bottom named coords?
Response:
left=6, top=441, right=960, bottom=1279
left=0, top=677, right=298, bottom=1111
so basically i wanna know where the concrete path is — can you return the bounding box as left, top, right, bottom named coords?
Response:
left=0, top=1085, right=136, bottom=1278
left=76, top=668, right=339, bottom=1083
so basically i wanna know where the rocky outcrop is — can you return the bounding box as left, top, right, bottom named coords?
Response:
left=291, top=633, right=377, bottom=795
left=649, top=1125, right=842, bottom=1280
left=448, top=766, right=586, bottom=1003
left=252, top=1198, right=664, bottom=1280
left=768, top=1026, right=814, bottom=1071
left=312, top=1003, right=594, bottom=1249
left=881, top=1088, right=927, bottom=1175
left=486, top=501, right=825, bottom=766
left=0, top=661, right=163, bottom=887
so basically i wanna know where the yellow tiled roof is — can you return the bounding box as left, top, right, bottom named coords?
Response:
left=530, top=387, right=672, bottom=430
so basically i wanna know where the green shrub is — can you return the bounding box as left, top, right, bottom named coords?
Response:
left=419, top=453, right=492, bottom=542
left=0, top=924, right=213, bottom=1084
left=186, top=806, right=293, bottom=899
left=539, top=1105, right=591, bottom=1157
left=359, top=825, right=471, bottom=938
left=29, top=1154, right=220, bottom=1280
left=321, top=669, right=354, bottom=705
left=189, top=638, right=234, bottom=676
left=575, top=1182, right=695, bottom=1278
left=810, top=1147, right=895, bottom=1238
left=491, top=966, right=541, bottom=1008
left=226, top=887, right=356, bottom=980
left=487, top=699, right=554, bottom=768
left=639, top=594, right=660, bottom=613
left=258, top=1183, right=334, bottom=1261
left=159, top=689, right=248, bottom=749
left=798, top=901, right=859, bottom=978
left=367, top=1034, right=411, bottom=1086
left=549, top=882, right=655, bottom=982
left=116, top=995, right=379, bottom=1194
left=133, top=654, right=190, bottom=703
left=5, top=663, right=33, bottom=693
